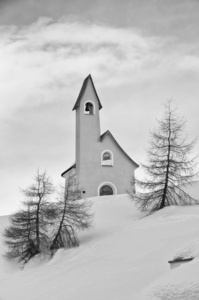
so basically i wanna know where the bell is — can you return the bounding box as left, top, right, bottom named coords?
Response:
left=85, top=103, right=90, bottom=111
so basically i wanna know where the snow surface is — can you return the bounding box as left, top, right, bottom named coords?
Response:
left=138, top=259, right=199, bottom=300
left=173, top=238, right=199, bottom=260
left=0, top=194, right=199, bottom=300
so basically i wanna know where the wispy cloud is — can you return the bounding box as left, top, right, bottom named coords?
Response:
left=1, top=17, right=199, bottom=115
left=0, top=18, right=168, bottom=116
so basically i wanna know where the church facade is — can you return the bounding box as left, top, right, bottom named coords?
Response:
left=61, top=75, right=138, bottom=197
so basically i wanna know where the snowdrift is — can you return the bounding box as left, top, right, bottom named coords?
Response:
left=0, top=194, right=199, bottom=300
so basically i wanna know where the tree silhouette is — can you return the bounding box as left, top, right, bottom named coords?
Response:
left=130, top=102, right=199, bottom=213
left=50, top=175, right=93, bottom=251
left=4, top=171, right=93, bottom=263
left=4, top=171, right=54, bottom=263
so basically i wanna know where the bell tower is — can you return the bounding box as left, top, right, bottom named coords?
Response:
left=72, top=75, right=102, bottom=193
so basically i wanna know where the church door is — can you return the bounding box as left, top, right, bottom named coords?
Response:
left=100, top=185, right=113, bottom=196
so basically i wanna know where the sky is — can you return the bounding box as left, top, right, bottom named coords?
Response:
left=0, top=0, right=199, bottom=214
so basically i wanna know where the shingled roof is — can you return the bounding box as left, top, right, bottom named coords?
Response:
left=72, top=74, right=102, bottom=111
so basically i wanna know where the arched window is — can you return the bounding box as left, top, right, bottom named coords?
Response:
left=84, top=101, right=95, bottom=115
left=97, top=182, right=117, bottom=196
left=103, top=152, right=111, bottom=161
left=100, top=185, right=113, bottom=196
left=101, top=150, right=113, bottom=166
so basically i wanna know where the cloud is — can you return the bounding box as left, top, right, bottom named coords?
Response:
left=0, top=16, right=198, bottom=124
left=0, top=17, right=191, bottom=117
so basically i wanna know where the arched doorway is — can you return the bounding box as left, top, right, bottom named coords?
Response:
left=99, top=185, right=113, bottom=196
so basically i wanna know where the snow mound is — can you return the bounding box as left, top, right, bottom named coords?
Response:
left=139, top=259, right=199, bottom=300
left=0, top=194, right=199, bottom=300
left=173, top=238, right=199, bottom=260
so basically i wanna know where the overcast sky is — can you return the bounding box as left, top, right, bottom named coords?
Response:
left=0, top=0, right=199, bottom=214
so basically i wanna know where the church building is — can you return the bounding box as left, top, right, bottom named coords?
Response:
left=61, top=75, right=138, bottom=197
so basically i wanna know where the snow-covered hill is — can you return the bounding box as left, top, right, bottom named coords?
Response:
left=1, top=194, right=199, bottom=300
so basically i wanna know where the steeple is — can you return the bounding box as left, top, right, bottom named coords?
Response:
left=72, top=74, right=102, bottom=111
left=74, top=75, right=102, bottom=187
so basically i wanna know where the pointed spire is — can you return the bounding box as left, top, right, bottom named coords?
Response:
left=72, top=74, right=102, bottom=111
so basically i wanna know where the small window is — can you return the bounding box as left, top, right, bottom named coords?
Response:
left=84, top=101, right=94, bottom=115
left=103, top=152, right=111, bottom=161
left=101, top=150, right=113, bottom=166
left=100, top=185, right=113, bottom=196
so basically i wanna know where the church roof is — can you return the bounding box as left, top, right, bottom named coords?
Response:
left=72, top=74, right=103, bottom=111
left=61, top=163, right=76, bottom=177
left=61, top=131, right=139, bottom=177
left=100, top=130, right=139, bottom=168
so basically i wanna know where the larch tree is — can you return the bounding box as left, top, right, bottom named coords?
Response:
left=130, top=101, right=199, bottom=213
left=50, top=174, right=93, bottom=251
left=4, top=202, right=38, bottom=263
left=4, top=171, right=55, bottom=263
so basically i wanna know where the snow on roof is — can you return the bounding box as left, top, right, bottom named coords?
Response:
left=173, top=239, right=199, bottom=260
left=138, top=259, right=199, bottom=300
left=61, top=162, right=76, bottom=177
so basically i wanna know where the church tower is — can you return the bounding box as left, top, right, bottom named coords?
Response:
left=72, top=74, right=102, bottom=195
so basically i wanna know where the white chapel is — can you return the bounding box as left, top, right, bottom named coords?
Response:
left=61, top=74, right=138, bottom=197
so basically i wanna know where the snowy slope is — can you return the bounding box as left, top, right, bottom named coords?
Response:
left=138, top=260, right=199, bottom=300
left=0, top=195, right=199, bottom=300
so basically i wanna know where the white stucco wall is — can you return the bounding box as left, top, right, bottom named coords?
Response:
left=77, top=132, right=137, bottom=197
left=72, top=76, right=138, bottom=198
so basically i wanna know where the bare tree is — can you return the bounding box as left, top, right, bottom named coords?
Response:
left=4, top=170, right=93, bottom=263
left=130, top=101, right=199, bottom=213
left=50, top=175, right=93, bottom=251
left=4, top=202, right=38, bottom=263
left=4, top=171, right=54, bottom=263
